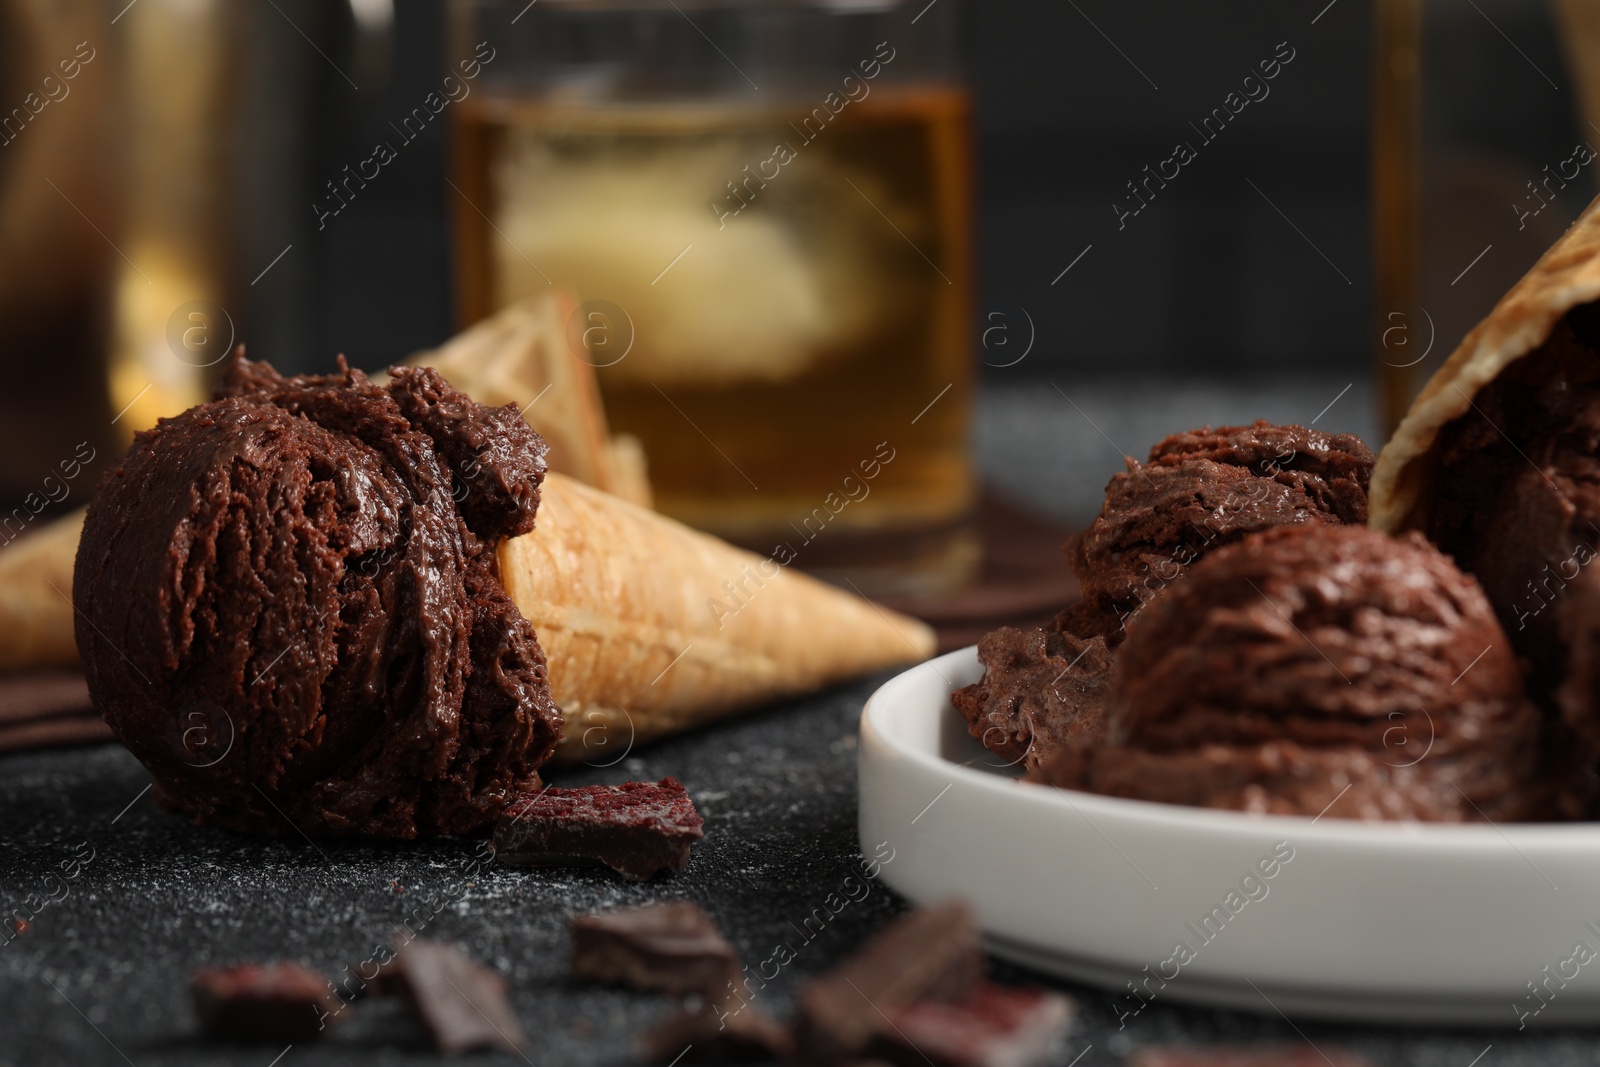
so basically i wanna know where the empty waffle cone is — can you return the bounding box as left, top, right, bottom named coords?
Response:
left=501, top=473, right=936, bottom=763
left=0, top=509, right=83, bottom=670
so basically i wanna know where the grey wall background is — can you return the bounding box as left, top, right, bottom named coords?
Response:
left=293, top=0, right=1375, bottom=379
left=260, top=0, right=1589, bottom=384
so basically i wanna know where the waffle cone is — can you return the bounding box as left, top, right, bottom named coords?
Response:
left=1371, top=193, right=1600, bottom=533
left=500, top=473, right=936, bottom=763
left=0, top=509, right=83, bottom=671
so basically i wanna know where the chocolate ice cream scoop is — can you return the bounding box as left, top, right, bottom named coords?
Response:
left=953, top=421, right=1373, bottom=773
left=1073, top=420, right=1374, bottom=626
left=1038, top=524, right=1552, bottom=821
left=73, top=355, right=562, bottom=838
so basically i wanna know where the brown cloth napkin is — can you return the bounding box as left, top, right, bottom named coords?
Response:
left=0, top=670, right=110, bottom=752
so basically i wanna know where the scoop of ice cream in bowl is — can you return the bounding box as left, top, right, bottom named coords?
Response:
left=1036, top=523, right=1568, bottom=821
left=952, top=420, right=1376, bottom=776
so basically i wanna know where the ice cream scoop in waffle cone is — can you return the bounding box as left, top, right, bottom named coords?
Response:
left=504, top=473, right=934, bottom=764
left=0, top=443, right=932, bottom=763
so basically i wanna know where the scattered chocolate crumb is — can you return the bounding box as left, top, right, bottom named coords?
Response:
left=493, top=777, right=705, bottom=881
left=190, top=961, right=341, bottom=1042
left=572, top=902, right=738, bottom=997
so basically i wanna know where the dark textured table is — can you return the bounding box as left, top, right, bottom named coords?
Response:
left=2, top=673, right=1594, bottom=1067
left=5, top=379, right=1598, bottom=1065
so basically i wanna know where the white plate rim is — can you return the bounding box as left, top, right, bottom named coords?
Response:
left=863, top=645, right=1600, bottom=852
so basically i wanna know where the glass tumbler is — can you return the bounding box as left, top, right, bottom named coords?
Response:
left=448, top=0, right=976, bottom=597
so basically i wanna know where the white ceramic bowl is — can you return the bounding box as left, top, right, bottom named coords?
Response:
left=858, top=646, right=1600, bottom=1025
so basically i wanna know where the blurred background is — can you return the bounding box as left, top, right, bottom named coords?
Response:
left=3, top=0, right=1598, bottom=620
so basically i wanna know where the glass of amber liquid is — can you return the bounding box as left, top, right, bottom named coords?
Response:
left=448, top=0, right=975, bottom=597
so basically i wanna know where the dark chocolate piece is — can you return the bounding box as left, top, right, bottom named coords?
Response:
left=872, top=983, right=1073, bottom=1067
left=1128, top=1048, right=1375, bottom=1067
left=190, top=961, right=340, bottom=1042
left=573, top=902, right=737, bottom=996
left=494, top=777, right=704, bottom=881
left=385, top=938, right=526, bottom=1055
left=639, top=1002, right=793, bottom=1064
left=796, top=900, right=982, bottom=1062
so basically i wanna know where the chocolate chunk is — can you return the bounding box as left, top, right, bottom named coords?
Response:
left=639, top=1002, right=794, bottom=1063
left=0, top=672, right=111, bottom=752
left=384, top=938, right=526, bottom=1055
left=871, top=983, right=1074, bottom=1067
left=573, top=902, right=738, bottom=996
left=494, top=777, right=704, bottom=881
left=190, top=961, right=340, bottom=1042
left=796, top=900, right=983, bottom=1062
left=1128, top=1048, right=1375, bottom=1067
